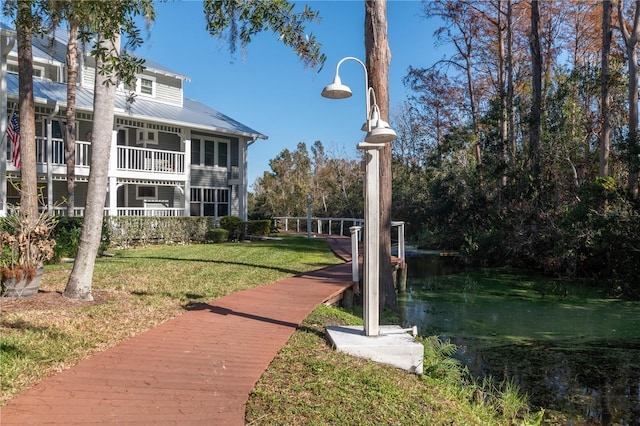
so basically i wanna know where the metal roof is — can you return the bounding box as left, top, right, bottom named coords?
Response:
left=4, top=25, right=190, bottom=82
left=6, top=73, right=266, bottom=140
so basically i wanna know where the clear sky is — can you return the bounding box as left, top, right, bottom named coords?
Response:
left=133, top=0, right=446, bottom=187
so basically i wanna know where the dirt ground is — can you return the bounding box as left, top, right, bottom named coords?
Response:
left=0, top=289, right=109, bottom=314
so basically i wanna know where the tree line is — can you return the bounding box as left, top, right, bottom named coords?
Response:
left=249, top=141, right=363, bottom=220
left=251, top=1, right=640, bottom=297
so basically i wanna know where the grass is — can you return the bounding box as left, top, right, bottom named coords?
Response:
left=1, top=235, right=539, bottom=424
left=247, top=305, right=542, bottom=425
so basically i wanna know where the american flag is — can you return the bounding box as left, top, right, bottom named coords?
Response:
left=6, top=112, right=20, bottom=169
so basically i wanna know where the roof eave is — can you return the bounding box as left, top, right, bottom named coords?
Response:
left=114, top=108, right=267, bottom=140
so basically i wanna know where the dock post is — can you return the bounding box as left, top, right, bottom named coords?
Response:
left=349, top=226, right=361, bottom=293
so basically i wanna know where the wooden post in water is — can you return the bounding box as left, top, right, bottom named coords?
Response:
left=397, top=261, right=407, bottom=293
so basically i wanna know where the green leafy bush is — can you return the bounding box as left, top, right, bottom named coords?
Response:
left=246, top=219, right=271, bottom=237
left=107, top=217, right=217, bottom=247
left=220, top=215, right=243, bottom=240
left=206, top=228, right=229, bottom=243
left=51, top=216, right=83, bottom=259
left=50, top=216, right=111, bottom=259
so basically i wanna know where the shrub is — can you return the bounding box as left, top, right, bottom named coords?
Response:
left=107, top=217, right=216, bottom=247
left=246, top=219, right=271, bottom=237
left=206, top=228, right=229, bottom=243
left=51, top=216, right=83, bottom=260
left=220, top=215, right=244, bottom=240
left=50, top=216, right=111, bottom=259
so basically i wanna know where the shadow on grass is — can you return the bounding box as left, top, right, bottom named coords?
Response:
left=106, top=255, right=331, bottom=276
left=109, top=256, right=342, bottom=275
left=1, top=318, right=70, bottom=345
left=297, top=324, right=330, bottom=341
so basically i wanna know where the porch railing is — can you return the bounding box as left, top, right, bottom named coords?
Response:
left=15, top=137, right=93, bottom=167
left=20, top=137, right=184, bottom=175
left=116, top=207, right=184, bottom=217
left=275, top=216, right=405, bottom=262
left=274, top=216, right=364, bottom=236
left=116, top=146, right=185, bottom=174
left=51, top=207, right=185, bottom=217
left=52, top=207, right=87, bottom=217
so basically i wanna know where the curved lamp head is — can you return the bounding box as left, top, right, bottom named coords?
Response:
left=362, top=104, right=398, bottom=144
left=321, top=75, right=353, bottom=99
left=365, top=122, right=398, bottom=144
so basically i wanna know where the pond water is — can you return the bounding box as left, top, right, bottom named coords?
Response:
left=398, top=253, right=640, bottom=425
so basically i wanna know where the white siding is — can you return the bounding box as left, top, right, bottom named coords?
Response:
left=191, top=169, right=227, bottom=187
left=154, top=74, right=183, bottom=106
left=81, top=56, right=96, bottom=88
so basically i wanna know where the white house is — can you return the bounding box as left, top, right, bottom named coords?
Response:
left=0, top=24, right=267, bottom=220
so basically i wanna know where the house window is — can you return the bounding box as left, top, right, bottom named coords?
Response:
left=190, top=138, right=230, bottom=168
left=138, top=129, right=158, bottom=145
left=218, top=142, right=228, bottom=168
left=140, top=77, right=154, bottom=95
left=204, top=140, right=215, bottom=166
left=124, top=75, right=156, bottom=97
left=137, top=186, right=157, bottom=200
left=8, top=61, right=44, bottom=78
left=190, top=187, right=229, bottom=218
left=191, top=138, right=201, bottom=165
left=216, top=188, right=229, bottom=217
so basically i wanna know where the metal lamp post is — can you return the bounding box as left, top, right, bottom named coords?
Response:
left=321, top=57, right=397, bottom=336
left=306, top=193, right=312, bottom=238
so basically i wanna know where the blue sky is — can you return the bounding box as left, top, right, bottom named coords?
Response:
left=134, top=0, right=445, bottom=187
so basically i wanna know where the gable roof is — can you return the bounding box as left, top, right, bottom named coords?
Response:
left=6, top=73, right=267, bottom=140
left=4, top=24, right=190, bottom=82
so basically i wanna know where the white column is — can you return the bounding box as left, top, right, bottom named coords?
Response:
left=350, top=225, right=361, bottom=284
left=46, top=118, right=53, bottom=210
left=398, top=222, right=405, bottom=262
left=0, top=32, right=15, bottom=217
left=392, top=221, right=406, bottom=262
left=184, top=137, right=191, bottom=217
left=360, top=145, right=381, bottom=337
left=240, top=136, right=258, bottom=221
left=306, top=194, right=312, bottom=238
left=108, top=130, right=118, bottom=216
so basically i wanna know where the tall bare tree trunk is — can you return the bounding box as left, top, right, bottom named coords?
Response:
left=529, top=0, right=542, bottom=182
left=507, top=0, right=516, bottom=167
left=365, top=0, right=396, bottom=312
left=65, top=23, right=78, bottom=216
left=64, top=32, right=120, bottom=301
left=17, top=0, right=38, bottom=221
left=600, top=0, right=612, bottom=177
left=618, top=0, right=640, bottom=197
left=497, top=0, right=508, bottom=188
left=465, top=54, right=481, bottom=170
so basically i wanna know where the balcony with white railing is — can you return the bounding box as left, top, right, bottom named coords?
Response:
left=51, top=206, right=186, bottom=217
left=8, top=137, right=187, bottom=180
left=116, top=145, right=185, bottom=176
left=5, top=137, right=92, bottom=173
left=116, top=207, right=185, bottom=217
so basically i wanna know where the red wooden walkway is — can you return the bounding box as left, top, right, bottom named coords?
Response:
left=1, top=237, right=355, bottom=425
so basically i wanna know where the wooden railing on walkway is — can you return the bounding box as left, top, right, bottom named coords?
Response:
left=275, top=217, right=406, bottom=287
left=274, top=216, right=364, bottom=237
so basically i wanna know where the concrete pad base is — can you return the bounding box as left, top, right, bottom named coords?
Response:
left=325, top=325, right=424, bottom=375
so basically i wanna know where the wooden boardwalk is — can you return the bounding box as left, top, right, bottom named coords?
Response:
left=1, top=237, right=355, bottom=425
